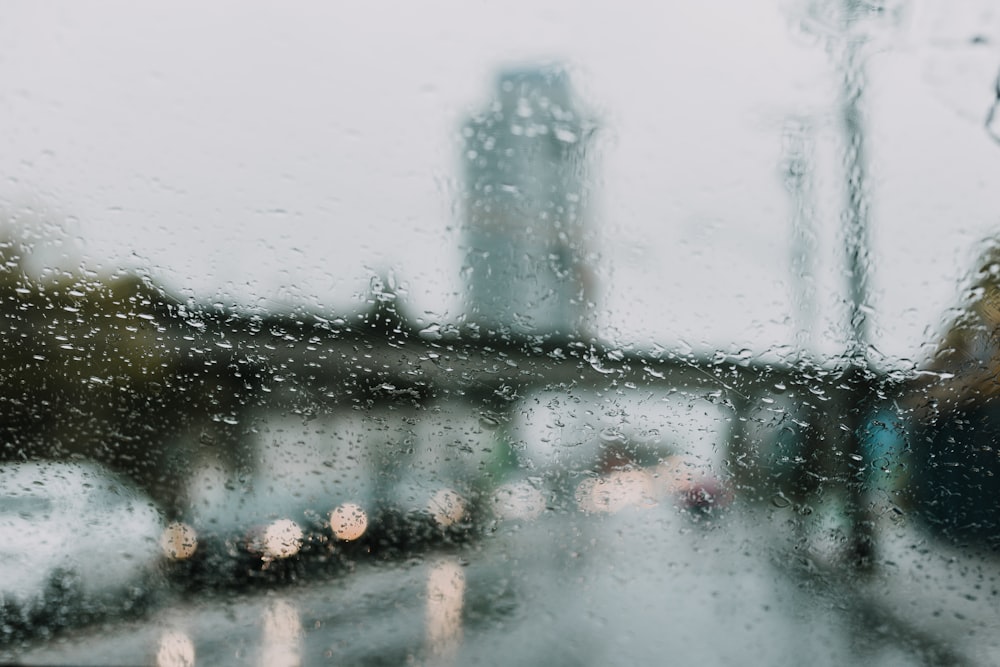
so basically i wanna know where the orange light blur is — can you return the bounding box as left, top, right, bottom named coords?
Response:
left=653, top=455, right=712, bottom=495
left=576, top=469, right=656, bottom=514
left=329, top=502, right=368, bottom=541
left=159, top=522, right=198, bottom=560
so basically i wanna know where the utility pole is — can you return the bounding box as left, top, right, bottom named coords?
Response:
left=839, top=0, right=877, bottom=570
left=840, top=5, right=873, bottom=363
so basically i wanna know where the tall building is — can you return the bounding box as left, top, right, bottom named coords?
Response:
left=461, top=65, right=597, bottom=339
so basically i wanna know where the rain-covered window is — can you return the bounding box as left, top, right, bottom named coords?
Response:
left=4, top=1, right=1000, bottom=665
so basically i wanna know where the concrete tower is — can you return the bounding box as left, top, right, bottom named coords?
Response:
left=461, top=65, right=596, bottom=339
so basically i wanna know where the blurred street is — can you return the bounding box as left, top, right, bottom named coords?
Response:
left=12, top=502, right=998, bottom=667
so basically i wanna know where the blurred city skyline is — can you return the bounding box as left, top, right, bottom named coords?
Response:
left=462, top=64, right=597, bottom=338
left=2, top=1, right=1000, bottom=364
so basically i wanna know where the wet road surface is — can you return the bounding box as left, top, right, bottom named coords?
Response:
left=9, top=502, right=999, bottom=666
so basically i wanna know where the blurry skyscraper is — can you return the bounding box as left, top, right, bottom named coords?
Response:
left=461, top=65, right=597, bottom=339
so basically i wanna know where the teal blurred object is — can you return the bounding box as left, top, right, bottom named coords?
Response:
left=858, top=405, right=911, bottom=492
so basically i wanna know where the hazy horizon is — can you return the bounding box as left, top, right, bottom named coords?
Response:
left=2, top=0, right=1000, bottom=364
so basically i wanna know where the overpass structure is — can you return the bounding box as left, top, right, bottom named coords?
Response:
left=0, top=273, right=900, bottom=567
left=175, top=295, right=896, bottom=559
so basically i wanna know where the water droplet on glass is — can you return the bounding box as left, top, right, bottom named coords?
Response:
left=599, top=428, right=626, bottom=444
left=478, top=412, right=502, bottom=429
left=419, top=324, right=443, bottom=341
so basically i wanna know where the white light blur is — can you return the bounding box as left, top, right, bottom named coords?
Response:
left=428, top=488, right=466, bottom=527
left=425, top=558, right=466, bottom=662
left=575, top=469, right=657, bottom=514
left=156, top=629, right=195, bottom=667
left=653, top=455, right=715, bottom=496
left=261, top=519, right=304, bottom=560
left=159, top=521, right=198, bottom=560
left=490, top=481, right=546, bottom=521
left=259, top=599, right=303, bottom=667
left=329, top=502, right=368, bottom=541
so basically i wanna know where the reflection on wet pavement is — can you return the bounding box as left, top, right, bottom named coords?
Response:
left=17, top=501, right=980, bottom=666
left=156, top=629, right=195, bottom=667
left=260, top=599, right=302, bottom=667
left=424, top=558, right=465, bottom=663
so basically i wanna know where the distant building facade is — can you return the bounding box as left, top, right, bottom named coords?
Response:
left=461, top=65, right=597, bottom=339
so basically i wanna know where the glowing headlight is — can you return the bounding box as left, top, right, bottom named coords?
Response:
left=329, top=502, right=368, bottom=541
left=576, top=469, right=656, bottom=514
left=159, top=522, right=198, bottom=560
left=261, top=519, right=304, bottom=560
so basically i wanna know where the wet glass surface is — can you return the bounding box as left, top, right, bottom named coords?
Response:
left=3, top=1, right=1000, bottom=665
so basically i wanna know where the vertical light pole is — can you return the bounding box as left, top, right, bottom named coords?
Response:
left=840, top=4, right=873, bottom=364
left=838, top=0, right=876, bottom=570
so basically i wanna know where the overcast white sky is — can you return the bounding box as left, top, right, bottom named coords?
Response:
left=2, top=0, right=1000, bottom=365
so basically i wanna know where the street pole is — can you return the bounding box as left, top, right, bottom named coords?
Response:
left=839, top=0, right=876, bottom=570
left=841, top=21, right=873, bottom=361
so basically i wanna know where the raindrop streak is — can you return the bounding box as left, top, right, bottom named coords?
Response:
left=478, top=412, right=502, bottom=429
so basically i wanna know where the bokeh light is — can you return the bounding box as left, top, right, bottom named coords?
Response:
left=261, top=519, right=304, bottom=560
left=159, top=522, right=198, bottom=560
left=428, top=488, right=466, bottom=527
left=576, top=469, right=657, bottom=514
left=491, top=481, right=546, bottom=520
left=329, top=502, right=368, bottom=541
left=654, top=455, right=713, bottom=495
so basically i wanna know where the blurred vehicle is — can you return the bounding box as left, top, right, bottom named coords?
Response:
left=0, top=460, right=165, bottom=639
left=166, top=407, right=502, bottom=586
left=174, top=417, right=382, bottom=583
left=904, top=240, right=1000, bottom=548
left=175, top=468, right=341, bottom=583
left=513, top=388, right=733, bottom=515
